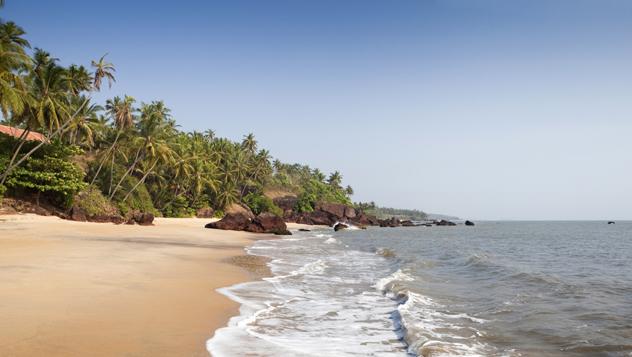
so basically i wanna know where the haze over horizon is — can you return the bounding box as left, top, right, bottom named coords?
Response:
left=4, top=0, right=632, bottom=220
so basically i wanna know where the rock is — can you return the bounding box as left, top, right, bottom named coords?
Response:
left=344, top=206, right=357, bottom=219
left=401, top=220, right=415, bottom=227
left=205, top=213, right=251, bottom=231
left=315, top=202, right=347, bottom=220
left=334, top=222, right=349, bottom=231
left=436, top=219, right=456, bottom=226
left=248, top=213, right=291, bottom=235
left=351, top=212, right=380, bottom=226
left=133, top=212, right=155, bottom=226
left=225, top=203, right=255, bottom=219
left=196, top=207, right=214, bottom=218
left=465, top=220, right=475, bottom=226
left=296, top=211, right=337, bottom=226
left=298, top=228, right=311, bottom=232
left=379, top=217, right=400, bottom=228
left=608, top=221, right=616, bottom=225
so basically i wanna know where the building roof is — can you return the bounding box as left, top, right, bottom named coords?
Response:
left=0, top=125, right=48, bottom=143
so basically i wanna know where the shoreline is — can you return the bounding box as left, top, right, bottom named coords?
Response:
left=0, top=214, right=295, bottom=356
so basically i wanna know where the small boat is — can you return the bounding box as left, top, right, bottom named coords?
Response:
left=607, top=221, right=615, bottom=225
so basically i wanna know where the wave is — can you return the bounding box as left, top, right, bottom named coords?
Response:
left=375, top=269, right=497, bottom=357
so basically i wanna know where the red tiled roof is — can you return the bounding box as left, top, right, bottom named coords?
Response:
left=0, top=125, right=48, bottom=143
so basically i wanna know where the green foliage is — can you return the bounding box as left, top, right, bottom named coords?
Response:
left=73, top=185, right=118, bottom=216
left=295, top=178, right=351, bottom=213
left=3, top=143, right=86, bottom=208
left=113, top=174, right=157, bottom=216
left=355, top=201, right=427, bottom=221
left=0, top=183, right=6, bottom=200
left=243, top=192, right=283, bottom=216
left=162, top=194, right=195, bottom=218
left=213, top=209, right=225, bottom=218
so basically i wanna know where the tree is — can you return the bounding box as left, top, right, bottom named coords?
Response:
left=91, top=53, right=115, bottom=91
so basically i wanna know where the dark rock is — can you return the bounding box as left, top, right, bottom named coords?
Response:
left=334, top=222, right=349, bottom=231
left=205, top=213, right=251, bottom=231
left=379, top=217, right=400, bottom=228
left=298, top=228, right=311, bottom=232
left=608, top=221, right=616, bottom=225
left=315, top=202, right=347, bottom=220
left=401, top=220, right=415, bottom=227
left=436, top=219, right=456, bottom=226
left=296, top=211, right=337, bottom=226
left=465, top=220, right=475, bottom=226
left=248, top=213, right=291, bottom=235
left=196, top=207, right=214, bottom=218
left=133, top=212, right=154, bottom=226
left=351, top=212, right=380, bottom=226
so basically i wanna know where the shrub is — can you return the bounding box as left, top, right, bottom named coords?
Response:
left=73, top=185, right=119, bottom=216
left=243, top=192, right=283, bottom=216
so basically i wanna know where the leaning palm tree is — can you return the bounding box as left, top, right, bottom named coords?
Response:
left=90, top=95, right=135, bottom=185
left=65, top=95, right=103, bottom=147
left=91, top=53, right=115, bottom=91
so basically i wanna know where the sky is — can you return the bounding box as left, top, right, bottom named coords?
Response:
left=3, top=0, right=632, bottom=220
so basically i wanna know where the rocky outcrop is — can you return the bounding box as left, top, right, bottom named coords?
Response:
left=379, top=217, right=401, bottom=228
left=436, top=219, right=456, bottom=226
left=133, top=212, right=155, bottom=226
left=334, top=222, right=349, bottom=231
left=352, top=212, right=380, bottom=226
left=400, top=220, right=415, bottom=227
left=206, top=213, right=291, bottom=235
left=315, top=202, right=347, bottom=219
left=465, top=220, right=475, bottom=226
left=196, top=207, right=214, bottom=218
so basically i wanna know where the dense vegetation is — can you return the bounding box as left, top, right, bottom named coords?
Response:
left=354, top=202, right=428, bottom=221
left=0, top=20, right=354, bottom=218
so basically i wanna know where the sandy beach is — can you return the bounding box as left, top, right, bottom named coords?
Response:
left=0, top=214, right=286, bottom=357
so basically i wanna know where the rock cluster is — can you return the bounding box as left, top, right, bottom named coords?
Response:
left=205, top=212, right=291, bottom=235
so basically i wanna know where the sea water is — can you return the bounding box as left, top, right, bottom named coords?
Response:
left=208, top=222, right=632, bottom=356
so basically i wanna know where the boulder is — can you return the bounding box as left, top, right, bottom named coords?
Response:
left=334, top=222, right=349, bottom=231
left=133, top=212, right=155, bottom=226
left=248, top=213, right=291, bottom=235
left=344, top=206, right=357, bottom=219
left=351, top=212, right=380, bottom=226
left=296, top=211, right=337, bottom=226
left=315, top=202, right=347, bottom=219
left=379, top=217, right=400, bottom=228
left=205, top=213, right=250, bottom=231
left=436, top=219, right=456, bottom=226
left=465, top=220, right=475, bottom=226
left=196, top=207, right=214, bottom=218
left=400, top=220, right=415, bottom=227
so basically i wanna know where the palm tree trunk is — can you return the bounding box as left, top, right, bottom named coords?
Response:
left=122, top=161, right=157, bottom=203
left=90, top=130, right=120, bottom=186
left=109, top=147, right=142, bottom=200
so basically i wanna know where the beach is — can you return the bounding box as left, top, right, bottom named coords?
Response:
left=0, top=214, right=281, bottom=357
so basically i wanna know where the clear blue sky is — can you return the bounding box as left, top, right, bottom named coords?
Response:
left=4, top=0, right=632, bottom=220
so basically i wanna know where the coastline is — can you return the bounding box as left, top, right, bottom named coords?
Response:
left=0, top=214, right=285, bottom=357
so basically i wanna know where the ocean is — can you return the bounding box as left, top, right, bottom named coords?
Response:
left=207, top=221, right=632, bottom=356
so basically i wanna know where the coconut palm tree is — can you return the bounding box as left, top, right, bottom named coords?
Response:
left=65, top=64, right=92, bottom=95
left=65, top=95, right=103, bottom=147
left=91, top=53, right=115, bottom=91
left=0, top=20, right=30, bottom=118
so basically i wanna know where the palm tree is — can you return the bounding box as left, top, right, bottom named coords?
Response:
left=65, top=64, right=92, bottom=95
left=0, top=20, right=30, bottom=118
left=65, top=95, right=103, bottom=147
left=91, top=53, right=115, bottom=91
left=327, top=171, right=342, bottom=189
left=241, top=133, right=257, bottom=153
left=90, top=95, right=135, bottom=186
left=110, top=101, right=174, bottom=200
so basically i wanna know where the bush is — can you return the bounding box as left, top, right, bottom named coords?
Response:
left=73, top=185, right=119, bottom=216
left=243, top=192, right=283, bottom=216
left=4, top=143, right=87, bottom=208
left=112, top=175, right=158, bottom=217
left=295, top=178, right=351, bottom=213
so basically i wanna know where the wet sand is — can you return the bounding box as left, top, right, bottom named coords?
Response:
left=0, top=214, right=285, bottom=357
